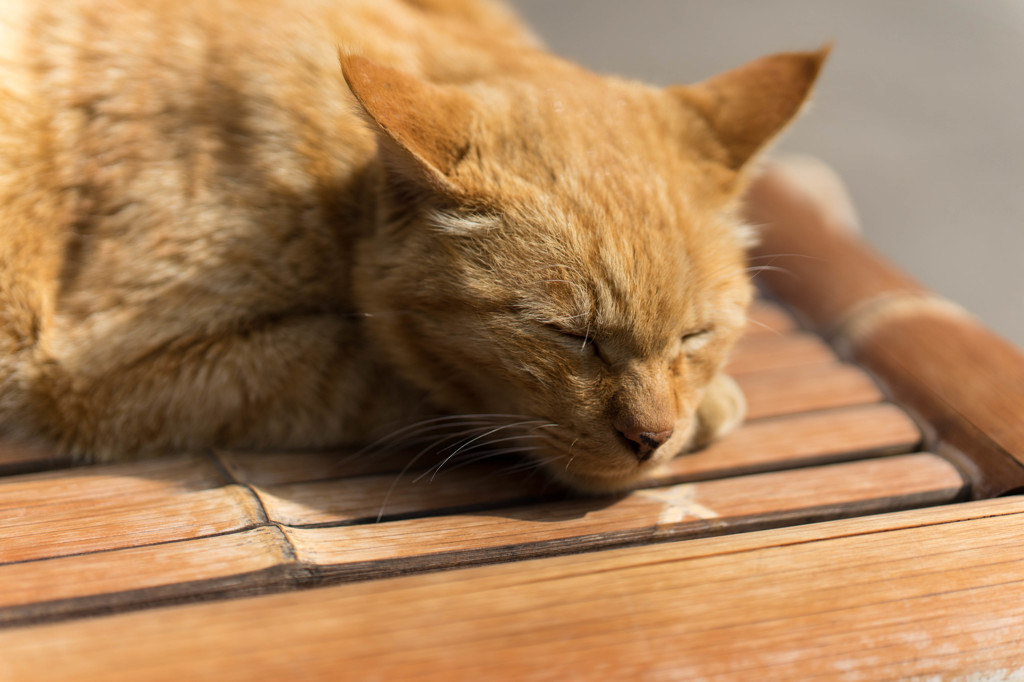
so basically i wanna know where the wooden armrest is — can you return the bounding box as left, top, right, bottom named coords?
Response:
left=747, top=158, right=1024, bottom=496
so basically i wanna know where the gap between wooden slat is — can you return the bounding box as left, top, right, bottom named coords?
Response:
left=0, top=399, right=922, bottom=618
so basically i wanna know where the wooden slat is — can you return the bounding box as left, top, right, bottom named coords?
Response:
left=740, top=361, right=884, bottom=419
left=725, top=330, right=835, bottom=375
left=5, top=497, right=1021, bottom=681
left=0, top=456, right=265, bottom=563
left=0, top=527, right=297, bottom=625
left=281, top=454, right=963, bottom=577
left=655, top=402, right=920, bottom=483
left=0, top=486, right=265, bottom=564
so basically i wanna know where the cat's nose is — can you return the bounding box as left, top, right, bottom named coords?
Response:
left=617, top=426, right=674, bottom=463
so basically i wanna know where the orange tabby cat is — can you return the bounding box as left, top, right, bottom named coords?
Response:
left=0, top=0, right=824, bottom=491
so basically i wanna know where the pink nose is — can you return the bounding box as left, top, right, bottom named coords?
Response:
left=617, top=426, right=674, bottom=463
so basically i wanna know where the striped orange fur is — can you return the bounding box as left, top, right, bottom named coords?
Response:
left=0, top=0, right=824, bottom=490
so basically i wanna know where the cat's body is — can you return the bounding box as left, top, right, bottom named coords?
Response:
left=0, top=0, right=823, bottom=490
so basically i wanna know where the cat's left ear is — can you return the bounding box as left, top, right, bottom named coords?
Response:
left=670, top=46, right=829, bottom=172
left=340, top=54, right=473, bottom=193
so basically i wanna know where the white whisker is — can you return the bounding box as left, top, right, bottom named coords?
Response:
left=419, top=429, right=557, bottom=479
left=351, top=413, right=539, bottom=461
left=445, top=444, right=545, bottom=469
left=745, top=264, right=791, bottom=275
left=747, top=252, right=823, bottom=263
left=743, top=315, right=784, bottom=336
left=565, top=438, right=579, bottom=472
left=418, top=421, right=554, bottom=483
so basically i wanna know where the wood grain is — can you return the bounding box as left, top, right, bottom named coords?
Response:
left=0, top=456, right=264, bottom=563
left=0, top=485, right=266, bottom=564
left=740, top=361, right=883, bottom=420
left=282, top=453, right=964, bottom=576
left=0, top=527, right=297, bottom=625
left=4, top=497, right=1020, bottom=682
left=725, top=330, right=835, bottom=375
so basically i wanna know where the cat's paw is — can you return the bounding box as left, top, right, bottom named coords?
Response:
left=689, top=373, right=746, bottom=451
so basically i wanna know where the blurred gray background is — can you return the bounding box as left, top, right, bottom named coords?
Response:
left=509, top=0, right=1024, bottom=347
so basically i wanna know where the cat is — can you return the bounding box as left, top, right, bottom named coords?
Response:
left=0, top=0, right=825, bottom=492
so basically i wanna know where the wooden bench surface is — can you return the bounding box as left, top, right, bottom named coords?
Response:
left=3, top=160, right=1023, bottom=679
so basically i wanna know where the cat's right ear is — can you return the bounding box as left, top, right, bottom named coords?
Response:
left=670, top=46, right=829, bottom=173
left=340, top=54, right=474, bottom=194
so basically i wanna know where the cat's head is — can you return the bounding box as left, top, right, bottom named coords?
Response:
left=344, top=47, right=826, bottom=491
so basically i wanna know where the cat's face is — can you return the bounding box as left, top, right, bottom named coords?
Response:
left=345, top=48, right=824, bottom=490
left=358, top=201, right=750, bottom=490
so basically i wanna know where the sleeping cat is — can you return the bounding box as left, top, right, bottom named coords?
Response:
left=0, top=0, right=824, bottom=491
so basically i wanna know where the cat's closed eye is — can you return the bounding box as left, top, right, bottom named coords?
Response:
left=543, top=323, right=602, bottom=358
left=681, top=327, right=713, bottom=353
